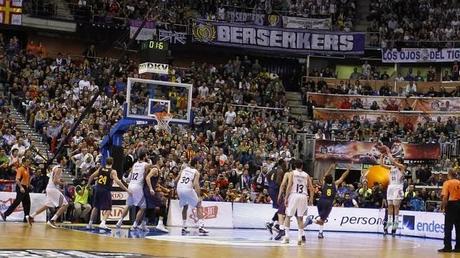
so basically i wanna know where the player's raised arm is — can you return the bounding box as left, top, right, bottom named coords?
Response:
left=87, top=168, right=100, bottom=187
left=322, top=162, right=337, bottom=183
left=111, top=170, right=131, bottom=194
left=387, top=154, right=406, bottom=172
left=335, top=162, right=352, bottom=187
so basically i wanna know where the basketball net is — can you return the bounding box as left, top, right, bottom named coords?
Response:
left=153, top=112, right=172, bottom=134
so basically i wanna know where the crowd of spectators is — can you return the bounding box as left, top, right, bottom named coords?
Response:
left=368, top=0, right=460, bottom=44
left=0, top=31, right=453, bottom=223
left=70, top=0, right=356, bottom=30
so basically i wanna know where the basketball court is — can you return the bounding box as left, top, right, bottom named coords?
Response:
left=0, top=222, right=456, bottom=258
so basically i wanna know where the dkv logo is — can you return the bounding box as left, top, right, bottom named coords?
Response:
left=0, top=198, right=23, bottom=212
left=189, top=206, right=218, bottom=223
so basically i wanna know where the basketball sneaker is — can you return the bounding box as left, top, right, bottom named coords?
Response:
left=266, top=222, right=273, bottom=234
left=198, top=227, right=209, bottom=234
left=130, top=225, right=138, bottom=231
left=282, top=238, right=289, bottom=244
left=301, top=235, right=306, bottom=242
left=86, top=224, right=93, bottom=230
left=26, top=215, right=34, bottom=226
left=156, top=223, right=169, bottom=233
left=274, top=229, right=285, bottom=241
left=47, top=220, right=58, bottom=229
left=140, top=222, right=149, bottom=232
left=304, top=217, right=313, bottom=228
left=0, top=211, right=5, bottom=221
left=99, top=223, right=110, bottom=230
left=115, top=220, right=123, bottom=229
left=297, top=239, right=302, bottom=246
left=318, top=232, right=324, bottom=239
left=181, top=227, right=190, bottom=235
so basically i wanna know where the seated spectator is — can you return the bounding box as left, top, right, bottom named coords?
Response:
left=342, top=192, right=359, bottom=208
left=73, top=179, right=91, bottom=223
left=370, top=101, right=380, bottom=110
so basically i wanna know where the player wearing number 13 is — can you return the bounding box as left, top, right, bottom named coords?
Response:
left=283, top=160, right=314, bottom=245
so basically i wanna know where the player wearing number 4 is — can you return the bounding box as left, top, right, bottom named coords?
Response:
left=176, top=159, right=208, bottom=235
left=313, top=162, right=351, bottom=239
left=282, top=160, right=314, bottom=245
left=86, top=157, right=131, bottom=229
left=116, top=151, right=153, bottom=230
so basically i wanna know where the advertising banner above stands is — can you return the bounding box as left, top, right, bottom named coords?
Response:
left=224, top=11, right=330, bottom=30
left=129, top=20, right=156, bottom=40
left=282, top=16, right=331, bottom=30
left=313, top=108, right=460, bottom=128
left=315, top=140, right=441, bottom=162
left=308, top=92, right=460, bottom=111
left=192, top=19, right=365, bottom=55
left=382, top=48, right=460, bottom=63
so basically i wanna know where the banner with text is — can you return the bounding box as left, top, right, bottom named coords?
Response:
left=129, top=20, right=156, bottom=40
left=232, top=203, right=451, bottom=239
left=167, top=200, right=233, bottom=228
left=0, top=192, right=46, bottom=222
left=192, top=19, right=365, bottom=55
left=382, top=48, right=460, bottom=63
left=282, top=16, right=331, bottom=30
left=313, top=108, right=460, bottom=128
left=315, top=140, right=440, bottom=162
left=308, top=92, right=460, bottom=112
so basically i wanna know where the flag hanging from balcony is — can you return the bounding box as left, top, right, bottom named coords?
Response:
left=0, top=0, right=22, bottom=25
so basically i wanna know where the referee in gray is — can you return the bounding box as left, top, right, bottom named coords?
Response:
left=439, top=169, right=460, bottom=253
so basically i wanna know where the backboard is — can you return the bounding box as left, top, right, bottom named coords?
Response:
left=125, top=78, right=193, bottom=124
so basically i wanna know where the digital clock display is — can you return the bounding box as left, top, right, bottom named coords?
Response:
left=141, top=40, right=169, bottom=51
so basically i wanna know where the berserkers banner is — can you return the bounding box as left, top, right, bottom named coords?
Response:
left=192, top=19, right=365, bottom=55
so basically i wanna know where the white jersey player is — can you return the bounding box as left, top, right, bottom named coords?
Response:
left=176, top=159, right=208, bottom=234
left=28, top=156, right=69, bottom=228
left=283, top=160, right=313, bottom=245
left=116, top=151, right=151, bottom=230
left=380, top=149, right=406, bottom=236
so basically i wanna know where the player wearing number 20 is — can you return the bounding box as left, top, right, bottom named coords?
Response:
left=283, top=160, right=314, bottom=245
left=176, top=159, right=208, bottom=234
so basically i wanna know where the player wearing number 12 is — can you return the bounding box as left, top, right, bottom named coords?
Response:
left=283, top=160, right=314, bottom=245
left=116, top=151, right=153, bottom=230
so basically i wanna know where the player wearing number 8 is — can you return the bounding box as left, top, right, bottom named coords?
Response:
left=314, top=162, right=351, bottom=239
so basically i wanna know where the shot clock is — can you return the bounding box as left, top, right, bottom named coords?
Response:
left=139, top=40, right=169, bottom=63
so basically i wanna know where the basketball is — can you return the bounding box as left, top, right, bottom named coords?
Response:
left=366, top=165, right=390, bottom=189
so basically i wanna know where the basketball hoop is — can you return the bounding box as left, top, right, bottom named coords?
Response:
left=153, top=112, right=172, bottom=134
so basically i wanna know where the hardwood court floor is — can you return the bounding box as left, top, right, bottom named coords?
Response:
left=0, top=223, right=458, bottom=258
